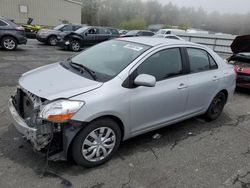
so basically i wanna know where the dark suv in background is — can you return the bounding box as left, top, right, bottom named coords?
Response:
left=0, top=17, right=27, bottom=51
left=58, top=26, right=120, bottom=51
left=36, top=23, right=82, bottom=46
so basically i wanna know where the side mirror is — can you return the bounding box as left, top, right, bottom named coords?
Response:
left=85, top=32, right=88, bottom=36
left=134, top=74, right=156, bottom=87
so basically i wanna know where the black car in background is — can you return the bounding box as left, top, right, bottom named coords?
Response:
left=58, top=26, right=120, bottom=51
left=36, top=23, right=82, bottom=46
left=124, top=30, right=155, bottom=37
left=0, top=17, right=27, bottom=51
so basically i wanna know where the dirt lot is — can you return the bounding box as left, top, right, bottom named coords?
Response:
left=0, top=40, right=250, bottom=188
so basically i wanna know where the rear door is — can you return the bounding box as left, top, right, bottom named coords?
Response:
left=185, top=47, right=220, bottom=114
left=97, top=28, right=111, bottom=42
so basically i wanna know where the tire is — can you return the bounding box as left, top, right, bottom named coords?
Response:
left=48, top=35, right=58, bottom=46
left=72, top=118, right=122, bottom=168
left=70, top=40, right=81, bottom=52
left=204, top=92, right=226, bottom=122
left=1, top=36, right=17, bottom=51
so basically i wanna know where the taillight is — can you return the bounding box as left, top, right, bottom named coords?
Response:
left=16, top=26, right=24, bottom=31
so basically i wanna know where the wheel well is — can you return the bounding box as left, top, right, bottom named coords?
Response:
left=0, top=35, right=18, bottom=44
left=93, top=115, right=125, bottom=140
left=66, top=115, right=125, bottom=160
left=220, top=89, right=228, bottom=102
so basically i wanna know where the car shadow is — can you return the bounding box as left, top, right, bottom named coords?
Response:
left=0, top=112, right=234, bottom=178
left=235, top=87, right=250, bottom=95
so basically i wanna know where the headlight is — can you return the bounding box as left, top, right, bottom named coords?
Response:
left=39, top=100, right=84, bottom=122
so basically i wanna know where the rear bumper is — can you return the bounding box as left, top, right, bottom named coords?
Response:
left=8, top=99, right=37, bottom=142
left=237, top=74, right=250, bottom=88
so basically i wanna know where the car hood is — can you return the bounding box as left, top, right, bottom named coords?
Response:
left=231, top=35, right=250, bottom=54
left=19, top=63, right=103, bottom=100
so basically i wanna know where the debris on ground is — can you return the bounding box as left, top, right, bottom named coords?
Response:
left=42, top=169, right=72, bottom=187
left=152, top=133, right=162, bottom=140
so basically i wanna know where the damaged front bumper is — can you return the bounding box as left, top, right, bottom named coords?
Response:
left=8, top=88, right=85, bottom=161
left=9, top=99, right=37, bottom=143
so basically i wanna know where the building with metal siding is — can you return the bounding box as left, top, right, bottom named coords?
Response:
left=0, top=0, right=82, bottom=26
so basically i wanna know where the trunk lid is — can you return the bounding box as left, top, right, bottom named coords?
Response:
left=231, top=35, right=250, bottom=54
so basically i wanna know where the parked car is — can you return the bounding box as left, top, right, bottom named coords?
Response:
left=153, top=34, right=184, bottom=40
left=228, top=35, right=250, bottom=88
left=36, top=23, right=82, bottom=46
left=9, top=37, right=235, bottom=167
left=58, top=26, right=119, bottom=51
left=119, top=29, right=128, bottom=37
left=124, top=30, right=155, bottom=37
left=0, top=17, right=27, bottom=51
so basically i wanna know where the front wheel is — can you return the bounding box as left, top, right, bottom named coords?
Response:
left=71, top=118, right=121, bottom=168
left=70, top=40, right=81, bottom=52
left=204, top=92, right=226, bottom=122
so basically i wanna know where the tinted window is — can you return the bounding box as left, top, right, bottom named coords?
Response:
left=187, top=48, right=210, bottom=73
left=87, top=28, right=98, bottom=34
left=99, top=28, right=110, bottom=34
left=137, top=48, right=183, bottom=81
left=0, top=20, right=7, bottom=26
left=142, top=32, right=154, bottom=36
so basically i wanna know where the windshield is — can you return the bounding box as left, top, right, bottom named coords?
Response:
left=53, top=24, right=65, bottom=30
left=75, top=27, right=89, bottom=34
left=126, top=30, right=139, bottom=35
left=71, top=40, right=150, bottom=81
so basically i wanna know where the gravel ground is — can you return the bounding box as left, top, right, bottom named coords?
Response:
left=0, top=40, right=250, bottom=188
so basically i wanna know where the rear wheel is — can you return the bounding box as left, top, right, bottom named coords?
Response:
left=48, top=35, right=58, bottom=46
left=204, top=92, right=226, bottom=121
left=1, top=36, right=17, bottom=50
left=72, top=118, right=121, bottom=168
left=70, top=40, right=81, bottom=52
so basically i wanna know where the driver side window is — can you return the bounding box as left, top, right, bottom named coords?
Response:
left=137, top=48, right=183, bottom=82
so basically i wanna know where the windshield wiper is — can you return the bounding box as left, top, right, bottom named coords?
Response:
left=69, top=61, right=97, bottom=80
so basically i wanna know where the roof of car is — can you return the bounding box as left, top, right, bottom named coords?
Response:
left=117, top=36, right=196, bottom=47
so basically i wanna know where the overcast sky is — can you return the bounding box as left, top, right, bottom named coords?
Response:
left=154, top=0, right=250, bottom=14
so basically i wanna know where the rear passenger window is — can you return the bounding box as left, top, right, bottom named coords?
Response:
left=137, top=48, right=183, bottom=81
left=0, top=20, right=7, bottom=26
left=187, top=48, right=210, bottom=73
left=209, top=55, right=218, bottom=69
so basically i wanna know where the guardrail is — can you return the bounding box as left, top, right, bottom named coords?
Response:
left=177, top=33, right=236, bottom=54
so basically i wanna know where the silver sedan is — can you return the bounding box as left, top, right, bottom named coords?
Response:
left=9, top=37, right=236, bottom=167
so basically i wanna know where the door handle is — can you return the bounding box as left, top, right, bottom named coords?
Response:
left=178, top=83, right=188, bottom=90
left=212, top=76, right=219, bottom=81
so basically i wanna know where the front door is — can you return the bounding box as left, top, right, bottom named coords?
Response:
left=129, top=47, right=189, bottom=134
